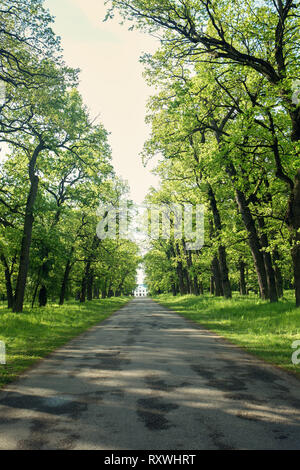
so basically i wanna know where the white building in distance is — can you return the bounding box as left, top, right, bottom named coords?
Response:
left=134, top=284, right=148, bottom=297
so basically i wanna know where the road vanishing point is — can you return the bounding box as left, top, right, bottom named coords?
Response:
left=0, top=298, right=299, bottom=450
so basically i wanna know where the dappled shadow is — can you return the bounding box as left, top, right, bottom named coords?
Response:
left=0, top=298, right=300, bottom=450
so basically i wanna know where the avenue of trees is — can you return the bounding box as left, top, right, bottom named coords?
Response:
left=0, top=0, right=140, bottom=312
left=106, top=0, right=300, bottom=305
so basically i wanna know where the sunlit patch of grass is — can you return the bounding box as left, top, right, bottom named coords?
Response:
left=0, top=297, right=129, bottom=388
left=153, top=291, right=300, bottom=378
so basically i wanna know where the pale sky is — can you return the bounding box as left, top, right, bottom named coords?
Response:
left=44, top=0, right=160, bottom=205
left=0, top=0, right=156, bottom=284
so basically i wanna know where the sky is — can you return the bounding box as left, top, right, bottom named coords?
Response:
left=44, top=0, right=160, bottom=206
left=0, top=0, right=157, bottom=284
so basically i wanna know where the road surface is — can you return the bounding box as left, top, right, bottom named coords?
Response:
left=0, top=298, right=299, bottom=450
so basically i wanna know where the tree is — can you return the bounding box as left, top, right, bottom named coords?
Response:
left=0, top=1, right=140, bottom=309
left=139, top=47, right=292, bottom=301
left=106, top=0, right=300, bottom=305
left=0, top=0, right=67, bottom=88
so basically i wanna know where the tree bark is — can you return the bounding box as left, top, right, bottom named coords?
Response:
left=38, top=285, right=47, bottom=307
left=258, top=217, right=278, bottom=303
left=287, top=169, right=300, bottom=307
left=239, top=260, right=247, bottom=296
left=80, top=275, right=87, bottom=303
left=185, top=268, right=192, bottom=294
left=183, top=250, right=192, bottom=294
left=291, top=245, right=300, bottom=307
left=107, top=284, right=114, bottom=298
left=13, top=143, right=44, bottom=312
left=101, top=289, right=107, bottom=299
left=31, top=279, right=40, bottom=309
left=186, top=250, right=199, bottom=295
left=225, top=162, right=269, bottom=300
left=0, top=253, right=14, bottom=309
left=13, top=175, right=39, bottom=312
left=59, top=259, right=72, bottom=305
left=207, top=183, right=232, bottom=298
left=211, top=256, right=223, bottom=296
left=177, top=261, right=186, bottom=295
left=87, top=268, right=94, bottom=301
left=199, top=281, right=204, bottom=295
left=101, top=279, right=107, bottom=299
left=193, top=277, right=200, bottom=296
left=174, top=243, right=187, bottom=295
left=93, top=284, right=100, bottom=299
left=273, top=249, right=283, bottom=298
left=234, top=188, right=269, bottom=300
left=210, top=276, right=215, bottom=295
left=218, top=245, right=231, bottom=298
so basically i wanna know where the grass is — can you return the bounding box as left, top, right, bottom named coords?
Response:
left=0, top=297, right=129, bottom=389
left=153, top=291, right=300, bottom=379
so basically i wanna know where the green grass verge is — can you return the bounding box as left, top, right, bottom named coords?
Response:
left=0, top=297, right=129, bottom=389
left=153, top=292, right=300, bottom=379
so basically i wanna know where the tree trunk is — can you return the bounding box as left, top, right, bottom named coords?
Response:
left=292, top=245, right=300, bottom=307
left=210, top=276, right=215, bottom=295
left=218, top=245, right=232, bottom=298
left=199, top=281, right=204, bottom=295
left=273, top=249, right=284, bottom=298
left=287, top=169, right=300, bottom=307
left=107, top=286, right=114, bottom=298
left=171, top=283, right=177, bottom=296
left=13, top=143, right=44, bottom=313
left=13, top=174, right=39, bottom=312
left=101, top=279, right=107, bottom=299
left=87, top=268, right=94, bottom=301
left=193, top=277, right=200, bottom=296
left=80, top=276, right=87, bottom=303
left=38, top=285, right=47, bottom=307
left=59, top=259, right=72, bottom=305
left=0, top=253, right=14, bottom=309
left=116, top=271, right=129, bottom=299
left=186, top=250, right=199, bottom=295
left=225, top=162, right=269, bottom=300
left=239, top=260, right=247, bottom=295
left=176, top=261, right=186, bottom=295
left=175, top=243, right=188, bottom=295
left=101, top=289, right=107, bottom=299
left=207, top=183, right=232, bottom=298
left=211, top=256, right=223, bottom=296
left=93, top=284, right=100, bottom=299
left=290, top=108, right=300, bottom=143
left=234, top=189, right=269, bottom=300
left=258, top=217, right=278, bottom=303
left=31, top=278, right=40, bottom=308
left=184, top=268, right=191, bottom=294
left=81, top=258, right=93, bottom=303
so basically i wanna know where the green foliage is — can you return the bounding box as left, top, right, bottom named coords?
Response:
left=154, top=292, right=300, bottom=377
left=0, top=297, right=129, bottom=388
left=0, top=1, right=140, bottom=312
left=108, top=0, right=300, bottom=306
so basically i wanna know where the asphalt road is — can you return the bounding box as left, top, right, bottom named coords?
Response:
left=0, top=298, right=299, bottom=450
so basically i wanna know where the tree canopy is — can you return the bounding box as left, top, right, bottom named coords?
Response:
left=106, top=0, right=300, bottom=306
left=0, top=0, right=140, bottom=312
